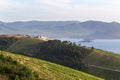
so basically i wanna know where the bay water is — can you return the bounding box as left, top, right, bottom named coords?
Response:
left=60, top=38, right=120, bottom=54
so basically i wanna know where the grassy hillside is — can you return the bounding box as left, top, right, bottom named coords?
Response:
left=0, top=36, right=120, bottom=80
left=82, top=49, right=120, bottom=80
left=0, top=51, right=40, bottom=80
left=0, top=50, right=102, bottom=80
left=7, top=38, right=43, bottom=54
left=83, top=49, right=120, bottom=70
left=86, top=64, right=120, bottom=80
left=7, top=39, right=93, bottom=70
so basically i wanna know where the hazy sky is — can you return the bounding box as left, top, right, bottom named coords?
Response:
left=0, top=0, right=120, bottom=22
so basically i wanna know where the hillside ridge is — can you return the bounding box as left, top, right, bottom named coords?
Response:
left=1, top=20, right=120, bottom=38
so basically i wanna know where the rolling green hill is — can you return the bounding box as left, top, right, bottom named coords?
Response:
left=83, top=49, right=120, bottom=70
left=7, top=38, right=94, bottom=71
left=0, top=36, right=120, bottom=80
left=7, top=37, right=43, bottom=54
left=83, top=49, right=120, bottom=80
left=0, top=50, right=102, bottom=80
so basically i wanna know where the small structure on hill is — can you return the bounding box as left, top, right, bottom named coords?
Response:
left=34, top=35, right=51, bottom=41
left=0, top=34, right=52, bottom=41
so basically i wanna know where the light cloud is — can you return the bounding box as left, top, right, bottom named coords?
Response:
left=37, top=0, right=70, bottom=7
left=0, top=0, right=120, bottom=22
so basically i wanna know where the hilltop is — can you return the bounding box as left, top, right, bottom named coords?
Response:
left=0, top=34, right=50, bottom=41
left=0, top=50, right=102, bottom=80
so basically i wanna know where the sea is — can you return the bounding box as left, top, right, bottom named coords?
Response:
left=59, top=38, right=120, bottom=54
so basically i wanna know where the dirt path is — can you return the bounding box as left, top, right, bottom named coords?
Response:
left=88, top=64, right=120, bottom=72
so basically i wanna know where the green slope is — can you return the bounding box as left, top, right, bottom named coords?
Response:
left=0, top=50, right=102, bottom=80
left=0, top=36, right=120, bottom=80
left=83, top=49, right=120, bottom=80
left=83, top=49, right=120, bottom=70
left=7, top=39, right=93, bottom=70
left=0, top=51, right=40, bottom=80
left=7, top=38, right=43, bottom=54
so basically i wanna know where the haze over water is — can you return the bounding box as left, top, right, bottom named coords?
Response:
left=60, top=38, right=120, bottom=54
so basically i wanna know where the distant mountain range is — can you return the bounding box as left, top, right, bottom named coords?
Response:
left=1, top=20, right=120, bottom=39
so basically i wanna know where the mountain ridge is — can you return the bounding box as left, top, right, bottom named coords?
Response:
left=1, top=20, right=120, bottom=38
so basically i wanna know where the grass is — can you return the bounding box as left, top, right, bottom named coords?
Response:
left=0, top=37, right=120, bottom=80
left=83, top=49, right=120, bottom=80
left=0, top=51, right=40, bottom=80
left=0, top=50, right=103, bottom=80
left=7, top=38, right=43, bottom=54
left=83, top=49, right=120, bottom=70
left=87, top=65, right=120, bottom=80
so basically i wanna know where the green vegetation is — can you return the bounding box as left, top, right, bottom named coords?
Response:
left=83, top=49, right=120, bottom=80
left=33, top=40, right=93, bottom=70
left=0, top=36, right=120, bottom=80
left=0, top=36, right=18, bottom=50
left=0, top=52, right=40, bottom=80
left=0, top=50, right=102, bottom=80
left=86, top=64, right=120, bottom=80
left=83, top=49, right=120, bottom=70
left=7, top=38, right=43, bottom=54
left=7, top=39, right=94, bottom=71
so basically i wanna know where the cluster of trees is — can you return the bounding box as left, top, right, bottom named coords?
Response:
left=35, top=40, right=94, bottom=70
left=0, top=53, right=40, bottom=80
left=0, top=36, right=94, bottom=71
